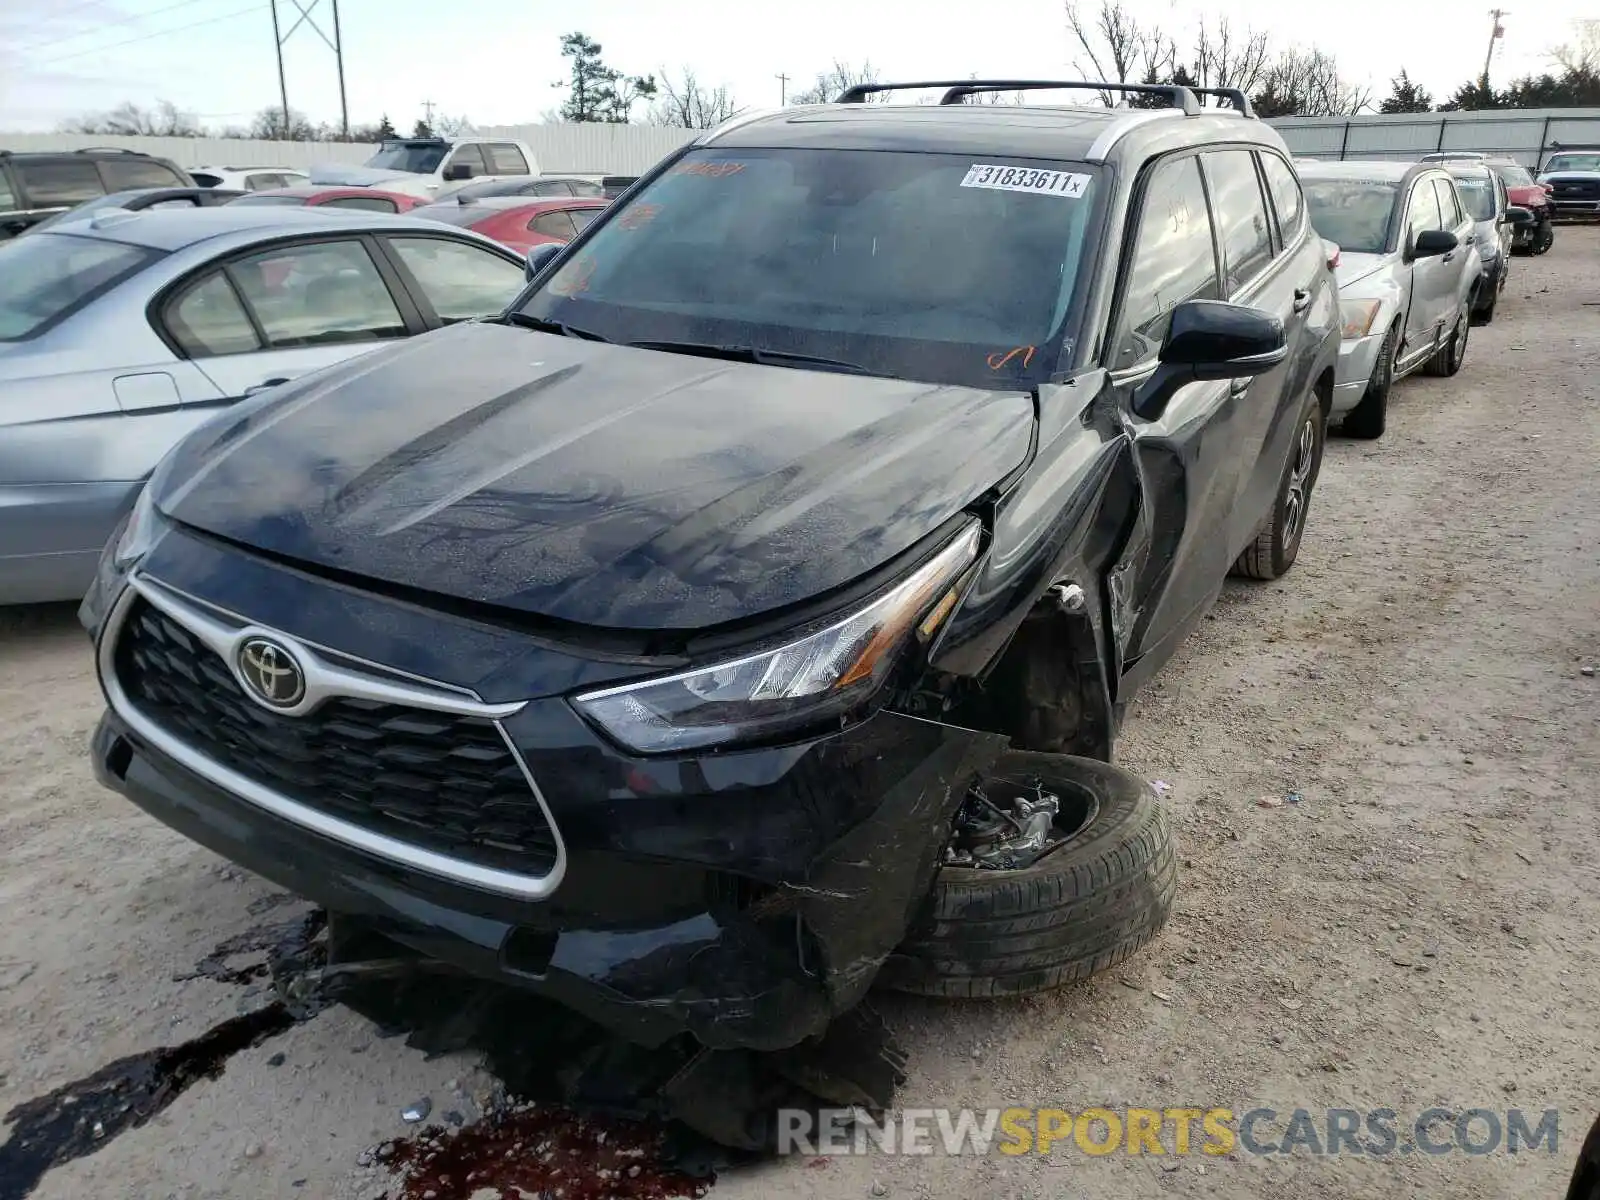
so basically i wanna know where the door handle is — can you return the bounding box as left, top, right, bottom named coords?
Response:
left=1292, top=288, right=1312, bottom=313
left=243, top=377, right=290, bottom=397
left=1442, top=251, right=1456, bottom=262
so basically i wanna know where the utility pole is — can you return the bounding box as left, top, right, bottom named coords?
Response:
left=270, top=0, right=349, bottom=139
left=1483, top=9, right=1508, bottom=84
left=422, top=99, right=436, bottom=129
left=332, top=0, right=347, bottom=138
left=270, top=0, right=290, bottom=136
left=776, top=73, right=790, bottom=105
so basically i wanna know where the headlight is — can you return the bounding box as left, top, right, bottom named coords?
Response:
left=113, top=485, right=165, bottom=569
left=1339, top=298, right=1382, bottom=340
left=573, top=522, right=983, bottom=754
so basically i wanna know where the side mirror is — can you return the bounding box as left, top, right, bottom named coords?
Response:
left=443, top=163, right=473, bottom=182
left=1503, top=205, right=1534, bottom=227
left=1411, top=229, right=1458, bottom=258
left=526, top=242, right=561, bottom=281
left=1131, top=300, right=1288, bottom=421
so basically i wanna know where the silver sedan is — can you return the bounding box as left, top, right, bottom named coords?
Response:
left=1299, top=160, right=1483, bottom=440
left=0, top=206, right=528, bottom=603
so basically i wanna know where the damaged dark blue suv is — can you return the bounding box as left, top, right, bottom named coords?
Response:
left=83, top=80, right=1338, bottom=1056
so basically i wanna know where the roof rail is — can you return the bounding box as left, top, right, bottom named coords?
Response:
left=1187, top=87, right=1256, bottom=118
left=836, top=79, right=1202, bottom=115
left=74, top=146, right=142, bottom=155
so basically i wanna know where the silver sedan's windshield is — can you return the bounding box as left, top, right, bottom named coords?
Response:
left=0, top=233, right=156, bottom=340
left=518, top=148, right=1105, bottom=389
left=1303, top=180, right=1397, bottom=255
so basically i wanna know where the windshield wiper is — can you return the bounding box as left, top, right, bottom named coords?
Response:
left=503, top=312, right=609, bottom=342
left=625, top=340, right=887, bottom=377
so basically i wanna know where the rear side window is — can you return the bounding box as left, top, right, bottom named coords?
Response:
left=246, top=173, right=288, bottom=190
left=388, top=236, right=524, bottom=322
left=0, top=233, right=154, bottom=340
left=15, top=159, right=105, bottom=207
left=166, top=272, right=262, bottom=356
left=530, top=210, right=577, bottom=240
left=226, top=239, right=406, bottom=348
left=323, top=195, right=399, bottom=213
left=531, top=180, right=573, bottom=196
left=191, top=172, right=222, bottom=188
left=569, top=208, right=601, bottom=233
left=1202, top=150, right=1274, bottom=292
left=1259, top=153, right=1304, bottom=246
left=100, top=158, right=186, bottom=191
left=487, top=144, right=530, bottom=175
left=0, top=169, right=15, bottom=213
left=1113, top=155, right=1220, bottom=370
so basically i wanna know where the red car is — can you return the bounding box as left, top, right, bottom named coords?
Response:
left=1422, top=153, right=1554, bottom=255
left=227, top=186, right=427, bottom=214
left=411, top=196, right=608, bottom=255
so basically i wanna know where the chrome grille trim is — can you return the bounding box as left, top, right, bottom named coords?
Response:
left=98, top=575, right=567, bottom=900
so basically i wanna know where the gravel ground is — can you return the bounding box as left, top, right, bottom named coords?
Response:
left=1, top=230, right=1596, bottom=1200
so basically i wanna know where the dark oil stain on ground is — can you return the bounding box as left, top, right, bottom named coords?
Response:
left=0, top=910, right=327, bottom=1200
left=0, top=1005, right=295, bottom=1200
left=381, top=1105, right=712, bottom=1200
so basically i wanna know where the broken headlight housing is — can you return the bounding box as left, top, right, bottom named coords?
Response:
left=573, top=521, right=982, bottom=754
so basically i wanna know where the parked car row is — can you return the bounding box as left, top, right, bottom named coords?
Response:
left=1300, top=150, right=1542, bottom=440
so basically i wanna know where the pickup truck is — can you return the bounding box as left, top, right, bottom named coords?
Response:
left=309, top=136, right=542, bottom=200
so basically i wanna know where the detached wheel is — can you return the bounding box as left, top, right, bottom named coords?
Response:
left=1424, top=307, right=1470, bottom=377
left=1532, top=220, right=1555, bottom=255
left=882, top=751, right=1176, bottom=998
left=1341, top=322, right=1397, bottom=440
left=1232, top=388, right=1324, bottom=581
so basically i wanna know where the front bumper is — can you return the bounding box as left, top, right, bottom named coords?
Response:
left=1331, top=329, right=1385, bottom=417
left=87, top=536, right=1009, bottom=1052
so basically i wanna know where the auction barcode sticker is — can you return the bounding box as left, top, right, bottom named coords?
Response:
left=960, top=164, right=1090, bottom=197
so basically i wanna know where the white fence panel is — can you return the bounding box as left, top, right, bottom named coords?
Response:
left=0, top=124, right=699, bottom=176
left=1270, top=108, right=1600, bottom=168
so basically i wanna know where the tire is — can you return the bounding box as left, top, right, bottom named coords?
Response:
left=882, top=752, right=1176, bottom=998
left=1231, top=388, right=1324, bottom=581
left=1423, top=307, right=1470, bottom=377
left=1341, top=322, right=1397, bottom=440
left=1531, top=220, right=1555, bottom=256
left=1472, top=278, right=1499, bottom=325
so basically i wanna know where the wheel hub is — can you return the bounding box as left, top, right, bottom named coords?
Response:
left=944, top=775, right=1097, bottom=870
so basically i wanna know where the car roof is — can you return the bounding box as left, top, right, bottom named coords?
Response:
left=33, top=205, right=467, bottom=252
left=243, top=185, right=400, bottom=200
left=1295, top=160, right=1423, bottom=183
left=456, top=195, right=606, bottom=212
left=699, top=102, right=1273, bottom=163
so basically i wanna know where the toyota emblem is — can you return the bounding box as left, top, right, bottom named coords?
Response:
left=237, top=637, right=306, bottom=709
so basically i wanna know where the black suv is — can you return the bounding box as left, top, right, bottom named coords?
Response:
left=0, top=148, right=193, bottom=239
left=83, top=80, right=1338, bottom=1054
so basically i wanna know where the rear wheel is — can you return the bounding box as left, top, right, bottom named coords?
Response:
left=1341, top=322, right=1397, bottom=440
left=1232, top=388, right=1324, bottom=581
left=1423, top=307, right=1470, bottom=377
left=882, top=752, right=1175, bottom=998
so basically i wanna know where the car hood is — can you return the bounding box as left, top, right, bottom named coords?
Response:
left=155, top=322, right=1033, bottom=630
left=307, top=163, right=416, bottom=188
left=1334, top=251, right=1392, bottom=289
left=1505, top=184, right=1547, bottom=205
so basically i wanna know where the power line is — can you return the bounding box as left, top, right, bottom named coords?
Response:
left=33, top=3, right=264, bottom=67
left=19, top=0, right=224, bottom=51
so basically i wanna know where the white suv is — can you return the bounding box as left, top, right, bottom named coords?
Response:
left=190, top=167, right=310, bottom=191
left=309, top=137, right=542, bottom=200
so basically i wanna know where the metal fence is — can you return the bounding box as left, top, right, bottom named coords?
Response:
left=0, top=124, right=700, bottom=176
left=1268, top=108, right=1600, bottom=168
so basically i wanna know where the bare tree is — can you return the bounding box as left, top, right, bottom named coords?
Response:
left=649, top=68, right=741, bottom=127
left=432, top=112, right=475, bottom=137
left=1551, top=19, right=1600, bottom=74
left=1064, top=0, right=1149, bottom=103
left=248, top=105, right=320, bottom=141
left=790, top=61, right=884, bottom=104
left=1254, top=49, right=1371, bottom=116
left=1191, top=16, right=1272, bottom=95
left=59, top=99, right=202, bottom=137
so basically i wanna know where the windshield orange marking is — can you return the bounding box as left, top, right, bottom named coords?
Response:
left=987, top=345, right=1036, bottom=371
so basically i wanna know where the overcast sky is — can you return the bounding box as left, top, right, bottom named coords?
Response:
left=0, top=0, right=1592, bottom=133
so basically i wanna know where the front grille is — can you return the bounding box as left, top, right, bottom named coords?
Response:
left=114, top=598, right=557, bottom=876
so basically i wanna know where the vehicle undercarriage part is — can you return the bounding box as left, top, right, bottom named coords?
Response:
left=883, top=751, right=1176, bottom=997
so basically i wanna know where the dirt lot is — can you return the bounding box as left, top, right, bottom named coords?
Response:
left=2, top=229, right=1597, bottom=1200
